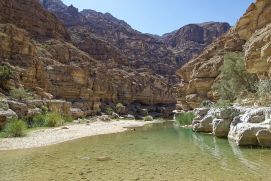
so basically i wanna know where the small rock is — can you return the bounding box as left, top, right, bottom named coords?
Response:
left=96, top=156, right=112, bottom=161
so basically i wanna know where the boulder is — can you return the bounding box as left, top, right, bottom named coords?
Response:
left=70, top=108, right=85, bottom=119
left=27, top=108, right=42, bottom=118
left=215, top=108, right=238, bottom=120
left=99, top=115, right=111, bottom=122
left=212, top=119, right=232, bottom=138
left=228, top=123, right=267, bottom=146
left=192, top=115, right=213, bottom=133
left=7, top=100, right=28, bottom=118
left=0, top=109, right=18, bottom=127
left=256, top=129, right=271, bottom=148
left=139, top=109, right=148, bottom=116
left=193, top=107, right=209, bottom=117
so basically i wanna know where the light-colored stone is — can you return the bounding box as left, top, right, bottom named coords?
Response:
left=0, top=109, right=18, bottom=126
left=256, top=129, right=271, bottom=148
left=6, top=100, right=28, bottom=118
left=212, top=119, right=231, bottom=138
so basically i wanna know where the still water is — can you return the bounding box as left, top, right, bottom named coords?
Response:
left=0, top=122, right=270, bottom=181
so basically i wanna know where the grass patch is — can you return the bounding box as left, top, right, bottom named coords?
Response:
left=176, top=112, right=195, bottom=126
left=10, top=87, right=33, bottom=100
left=0, top=65, right=12, bottom=83
left=213, top=99, right=232, bottom=109
left=1, top=119, right=27, bottom=138
left=25, top=112, right=73, bottom=128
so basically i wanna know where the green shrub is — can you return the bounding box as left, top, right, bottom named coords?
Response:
left=257, top=80, right=271, bottom=97
left=28, top=114, right=46, bottom=128
left=10, top=87, right=33, bottom=100
left=213, top=99, right=232, bottom=109
left=0, top=65, right=12, bottom=82
left=44, top=112, right=65, bottom=127
left=176, top=112, right=195, bottom=125
left=115, top=103, right=126, bottom=114
left=2, top=119, right=27, bottom=137
left=105, top=107, right=113, bottom=115
left=40, top=105, right=49, bottom=113
left=214, top=52, right=258, bottom=102
left=144, top=115, right=153, bottom=122
left=0, top=101, right=9, bottom=110
left=25, top=113, right=73, bottom=128
left=63, top=115, right=73, bottom=123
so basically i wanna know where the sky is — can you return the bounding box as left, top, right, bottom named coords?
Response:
left=62, top=0, right=254, bottom=35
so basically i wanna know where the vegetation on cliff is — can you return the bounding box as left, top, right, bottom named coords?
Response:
left=214, top=52, right=258, bottom=102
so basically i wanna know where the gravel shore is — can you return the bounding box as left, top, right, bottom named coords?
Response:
left=0, top=120, right=157, bottom=151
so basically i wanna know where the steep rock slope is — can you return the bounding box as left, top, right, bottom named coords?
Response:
left=0, top=0, right=175, bottom=117
left=176, top=0, right=271, bottom=110
left=161, top=22, right=230, bottom=66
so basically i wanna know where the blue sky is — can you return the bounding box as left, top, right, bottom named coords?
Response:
left=62, top=0, right=254, bottom=35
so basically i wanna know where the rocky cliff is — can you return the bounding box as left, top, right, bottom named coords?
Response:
left=176, top=0, right=271, bottom=110
left=0, top=0, right=229, bottom=120
left=0, top=0, right=176, bottom=118
left=161, top=22, right=230, bottom=66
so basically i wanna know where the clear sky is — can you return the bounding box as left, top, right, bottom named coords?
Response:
left=62, top=0, right=254, bottom=35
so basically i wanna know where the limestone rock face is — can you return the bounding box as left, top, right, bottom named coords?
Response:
left=176, top=0, right=271, bottom=110
left=176, top=31, right=245, bottom=110
left=161, top=22, right=230, bottom=66
left=0, top=0, right=70, bottom=40
left=236, top=0, right=271, bottom=40
left=243, top=24, right=271, bottom=77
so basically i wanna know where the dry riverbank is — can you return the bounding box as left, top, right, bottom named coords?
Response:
left=0, top=120, right=162, bottom=151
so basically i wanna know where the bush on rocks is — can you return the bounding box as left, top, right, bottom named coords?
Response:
left=10, top=87, right=33, bottom=101
left=214, top=52, right=258, bottom=102
left=176, top=112, right=195, bottom=125
left=115, top=103, right=126, bottom=115
left=0, top=65, right=12, bottom=83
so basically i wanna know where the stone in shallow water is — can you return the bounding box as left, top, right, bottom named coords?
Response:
left=192, top=115, right=213, bottom=133
left=228, top=123, right=267, bottom=146
left=212, top=119, right=231, bottom=138
left=96, top=156, right=112, bottom=161
left=256, top=129, right=271, bottom=148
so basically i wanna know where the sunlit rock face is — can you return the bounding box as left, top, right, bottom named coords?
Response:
left=235, top=0, right=271, bottom=79
left=176, top=0, right=271, bottom=110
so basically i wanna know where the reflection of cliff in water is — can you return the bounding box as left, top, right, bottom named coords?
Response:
left=188, top=130, right=271, bottom=177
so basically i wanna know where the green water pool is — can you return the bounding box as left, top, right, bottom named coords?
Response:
left=0, top=122, right=271, bottom=181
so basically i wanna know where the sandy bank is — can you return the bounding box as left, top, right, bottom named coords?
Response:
left=0, top=120, right=160, bottom=151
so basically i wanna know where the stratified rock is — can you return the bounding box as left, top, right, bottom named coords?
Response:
left=0, top=0, right=70, bottom=40
left=161, top=22, right=230, bottom=66
left=45, top=100, right=71, bottom=115
left=6, top=100, right=28, bottom=118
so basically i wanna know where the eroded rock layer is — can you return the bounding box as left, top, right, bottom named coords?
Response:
left=176, top=0, right=271, bottom=110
